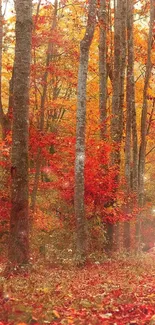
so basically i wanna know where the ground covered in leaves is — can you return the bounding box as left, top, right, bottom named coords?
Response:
left=0, top=255, right=155, bottom=325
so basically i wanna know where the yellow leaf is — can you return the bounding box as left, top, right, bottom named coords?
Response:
left=43, top=287, right=49, bottom=293
left=67, top=317, right=74, bottom=324
left=52, top=310, right=60, bottom=318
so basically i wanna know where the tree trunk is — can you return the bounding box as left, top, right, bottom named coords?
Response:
left=119, top=0, right=127, bottom=134
left=124, top=0, right=137, bottom=251
left=8, top=0, right=32, bottom=267
left=109, top=0, right=126, bottom=252
left=104, top=223, right=114, bottom=254
left=137, top=0, right=155, bottom=247
left=111, top=0, right=122, bottom=166
left=117, top=0, right=127, bottom=252
left=98, top=0, right=107, bottom=140
left=74, top=0, right=96, bottom=263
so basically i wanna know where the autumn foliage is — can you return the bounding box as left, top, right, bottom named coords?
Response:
left=0, top=0, right=155, bottom=323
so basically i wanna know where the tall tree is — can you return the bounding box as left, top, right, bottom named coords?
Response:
left=74, top=0, right=96, bottom=263
left=111, top=0, right=122, bottom=166
left=115, top=0, right=127, bottom=250
left=107, top=0, right=126, bottom=252
left=98, top=0, right=107, bottom=140
left=8, top=0, right=32, bottom=267
left=98, top=0, right=112, bottom=253
left=111, top=0, right=127, bottom=163
left=124, top=0, right=138, bottom=251
left=137, top=0, right=155, bottom=246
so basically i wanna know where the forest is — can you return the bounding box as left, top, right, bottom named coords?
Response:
left=0, top=0, right=155, bottom=324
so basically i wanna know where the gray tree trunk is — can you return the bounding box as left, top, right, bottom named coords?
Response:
left=74, top=0, right=96, bottom=263
left=111, top=0, right=122, bottom=166
left=111, top=0, right=126, bottom=162
left=116, top=0, right=127, bottom=251
left=124, top=0, right=138, bottom=251
left=109, top=0, right=126, bottom=252
left=99, top=0, right=107, bottom=139
left=119, top=0, right=127, bottom=135
left=137, top=0, right=155, bottom=247
left=8, top=0, right=32, bottom=267
left=98, top=0, right=113, bottom=253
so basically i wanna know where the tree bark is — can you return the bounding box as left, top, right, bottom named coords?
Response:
left=74, top=0, right=96, bottom=263
left=117, top=0, right=127, bottom=251
left=109, top=0, right=126, bottom=252
left=111, top=0, right=122, bottom=166
left=119, top=0, right=127, bottom=137
left=137, top=0, right=155, bottom=247
left=99, top=0, right=107, bottom=140
left=8, top=0, right=32, bottom=267
left=124, top=0, right=138, bottom=251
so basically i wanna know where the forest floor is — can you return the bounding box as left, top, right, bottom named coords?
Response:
left=0, top=255, right=155, bottom=325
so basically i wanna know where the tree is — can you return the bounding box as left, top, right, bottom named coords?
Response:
left=107, top=0, right=126, bottom=252
left=115, top=0, right=127, bottom=251
left=8, top=0, right=32, bottom=267
left=98, top=0, right=107, bottom=140
left=137, top=0, right=155, bottom=247
left=74, top=0, right=96, bottom=262
left=124, top=0, right=138, bottom=251
left=111, top=0, right=122, bottom=167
